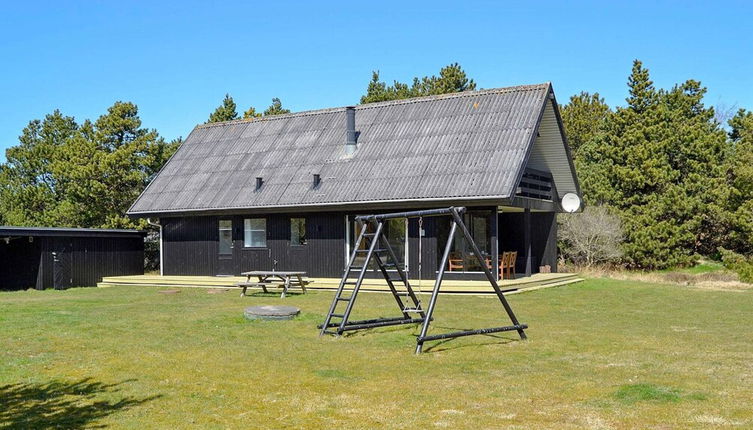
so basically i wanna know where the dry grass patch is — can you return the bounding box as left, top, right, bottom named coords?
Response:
left=572, top=262, right=753, bottom=292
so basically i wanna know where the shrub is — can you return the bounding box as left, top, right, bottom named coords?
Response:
left=559, top=205, right=623, bottom=267
left=718, top=248, right=753, bottom=283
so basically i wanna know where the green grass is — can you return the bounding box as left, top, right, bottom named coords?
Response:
left=613, top=383, right=705, bottom=404
left=2, top=279, right=752, bottom=428
left=676, top=260, right=726, bottom=275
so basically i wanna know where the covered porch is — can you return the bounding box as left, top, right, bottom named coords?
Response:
left=381, top=203, right=559, bottom=282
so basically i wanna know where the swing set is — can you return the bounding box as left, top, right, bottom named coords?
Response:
left=319, top=206, right=528, bottom=353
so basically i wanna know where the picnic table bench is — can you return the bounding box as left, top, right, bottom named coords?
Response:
left=236, top=271, right=311, bottom=298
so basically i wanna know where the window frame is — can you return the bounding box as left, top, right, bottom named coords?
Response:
left=243, top=218, right=267, bottom=248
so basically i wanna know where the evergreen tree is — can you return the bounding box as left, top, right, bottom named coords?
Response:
left=207, top=94, right=238, bottom=123
left=560, top=92, right=611, bottom=156
left=0, top=110, right=79, bottom=226
left=726, top=109, right=753, bottom=253
left=578, top=60, right=729, bottom=268
left=0, top=102, right=178, bottom=229
left=360, top=63, right=476, bottom=104
left=242, top=106, right=261, bottom=119
left=263, top=98, right=290, bottom=116
left=73, top=102, right=178, bottom=227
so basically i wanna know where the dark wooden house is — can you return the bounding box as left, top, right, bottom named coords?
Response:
left=0, top=227, right=145, bottom=290
left=127, top=83, right=580, bottom=280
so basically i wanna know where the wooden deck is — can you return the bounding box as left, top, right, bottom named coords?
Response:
left=98, top=272, right=582, bottom=295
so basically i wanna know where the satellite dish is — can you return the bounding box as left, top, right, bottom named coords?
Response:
left=561, top=193, right=581, bottom=213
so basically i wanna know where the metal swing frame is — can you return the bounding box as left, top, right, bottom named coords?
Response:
left=319, top=206, right=527, bottom=353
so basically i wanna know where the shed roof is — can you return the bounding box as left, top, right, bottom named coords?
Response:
left=0, top=226, right=146, bottom=238
left=128, top=83, right=578, bottom=216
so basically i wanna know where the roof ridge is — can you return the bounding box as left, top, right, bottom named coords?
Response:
left=195, top=82, right=551, bottom=129
left=357, top=82, right=550, bottom=110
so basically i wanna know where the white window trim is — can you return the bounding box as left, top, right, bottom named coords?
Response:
left=243, top=218, right=267, bottom=248
left=345, top=215, right=350, bottom=266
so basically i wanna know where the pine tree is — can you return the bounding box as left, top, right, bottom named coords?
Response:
left=726, top=109, right=753, bottom=253
left=578, top=60, right=729, bottom=268
left=626, top=60, right=657, bottom=114
left=360, top=63, right=476, bottom=104
left=207, top=94, right=238, bottom=123
left=560, top=92, right=611, bottom=156
left=242, top=106, right=261, bottom=119
left=0, top=110, right=79, bottom=226
left=263, top=98, right=290, bottom=116
left=81, top=102, right=178, bottom=227
left=0, top=103, right=177, bottom=229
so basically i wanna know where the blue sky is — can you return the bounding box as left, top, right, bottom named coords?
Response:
left=1, top=1, right=751, bottom=160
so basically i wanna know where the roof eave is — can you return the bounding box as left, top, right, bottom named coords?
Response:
left=0, top=227, right=146, bottom=238
left=126, top=195, right=515, bottom=218
left=506, top=82, right=552, bottom=199
left=547, top=85, right=582, bottom=197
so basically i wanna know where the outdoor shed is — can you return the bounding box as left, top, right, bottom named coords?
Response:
left=0, top=227, right=145, bottom=290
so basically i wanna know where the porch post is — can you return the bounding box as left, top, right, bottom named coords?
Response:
left=524, top=208, right=532, bottom=277
left=490, top=207, right=499, bottom=281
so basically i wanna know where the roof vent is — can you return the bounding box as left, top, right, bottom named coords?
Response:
left=255, top=177, right=263, bottom=191
left=345, top=106, right=357, bottom=155
left=313, top=173, right=321, bottom=188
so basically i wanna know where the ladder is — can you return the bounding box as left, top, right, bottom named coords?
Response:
left=319, top=216, right=425, bottom=336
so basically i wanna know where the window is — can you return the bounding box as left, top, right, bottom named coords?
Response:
left=347, top=216, right=407, bottom=269
left=219, top=220, right=233, bottom=255
left=244, top=218, right=267, bottom=248
left=290, top=218, right=307, bottom=246
left=437, top=210, right=491, bottom=272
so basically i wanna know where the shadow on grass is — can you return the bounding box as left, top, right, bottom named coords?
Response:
left=420, top=325, right=519, bottom=353
left=0, top=378, right=161, bottom=429
left=340, top=322, right=418, bottom=338
left=336, top=320, right=522, bottom=353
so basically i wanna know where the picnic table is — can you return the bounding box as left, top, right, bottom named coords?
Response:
left=237, top=271, right=310, bottom=298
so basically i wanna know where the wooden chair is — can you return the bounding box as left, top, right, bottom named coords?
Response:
left=448, top=253, right=463, bottom=271
left=499, top=251, right=517, bottom=280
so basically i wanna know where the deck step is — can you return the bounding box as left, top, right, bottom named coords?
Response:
left=98, top=273, right=583, bottom=294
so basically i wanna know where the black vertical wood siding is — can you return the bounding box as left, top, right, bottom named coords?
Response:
left=0, top=234, right=144, bottom=290
left=162, top=216, right=218, bottom=275
left=162, top=213, right=346, bottom=277
left=160, top=207, right=559, bottom=280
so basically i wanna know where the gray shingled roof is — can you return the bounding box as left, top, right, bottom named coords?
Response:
left=128, top=83, right=561, bottom=216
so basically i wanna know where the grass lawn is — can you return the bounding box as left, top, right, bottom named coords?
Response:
left=2, top=279, right=752, bottom=429
left=661, top=260, right=727, bottom=275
